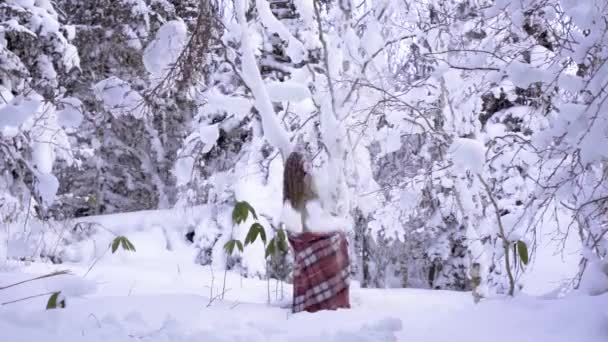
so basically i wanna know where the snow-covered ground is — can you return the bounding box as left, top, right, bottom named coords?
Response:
left=2, top=258, right=607, bottom=342
left=1, top=209, right=607, bottom=341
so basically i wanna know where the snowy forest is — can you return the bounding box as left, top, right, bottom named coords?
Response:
left=1, top=0, right=608, bottom=341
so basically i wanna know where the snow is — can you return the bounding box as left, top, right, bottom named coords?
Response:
left=0, top=95, right=41, bottom=131
left=3, top=19, right=36, bottom=36
left=519, top=206, right=582, bottom=295
left=143, top=20, right=188, bottom=79
left=304, top=200, right=349, bottom=233
left=255, top=0, right=306, bottom=64
left=174, top=155, right=196, bottom=187
left=63, top=24, right=76, bottom=40
left=201, top=89, right=253, bottom=120
left=198, top=124, right=220, bottom=154
left=562, top=1, right=594, bottom=28
left=236, top=0, right=292, bottom=157
left=506, top=61, right=553, bottom=88
left=4, top=0, right=608, bottom=340
left=0, top=205, right=606, bottom=341
left=32, top=141, right=55, bottom=174
left=32, top=169, right=59, bottom=206
left=449, top=138, right=485, bottom=174
left=1, top=254, right=606, bottom=341
left=266, top=81, right=311, bottom=102
left=578, top=249, right=608, bottom=296
left=377, top=127, right=402, bottom=155
left=93, top=77, right=145, bottom=119
left=57, top=97, right=83, bottom=128
left=360, top=20, right=384, bottom=58
left=293, top=0, right=314, bottom=24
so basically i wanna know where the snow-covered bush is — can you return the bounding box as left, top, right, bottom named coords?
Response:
left=3, top=0, right=608, bottom=300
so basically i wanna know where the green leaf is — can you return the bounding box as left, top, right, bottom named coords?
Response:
left=279, top=239, right=289, bottom=253
left=277, top=229, right=286, bottom=242
left=124, top=238, right=136, bottom=252
left=224, top=240, right=236, bottom=255
left=224, top=239, right=244, bottom=254
left=277, top=229, right=289, bottom=253
left=111, top=236, right=136, bottom=253
left=265, top=238, right=276, bottom=258
left=244, top=223, right=267, bottom=246
left=232, top=201, right=259, bottom=224
left=111, top=237, right=121, bottom=253
left=235, top=240, right=244, bottom=253
left=243, top=201, right=258, bottom=220
left=517, top=240, right=529, bottom=265
left=257, top=224, right=266, bottom=245
left=254, top=223, right=267, bottom=243
left=244, top=225, right=260, bottom=246
left=46, top=292, right=63, bottom=310
left=232, top=202, right=249, bottom=224
left=120, top=237, right=129, bottom=251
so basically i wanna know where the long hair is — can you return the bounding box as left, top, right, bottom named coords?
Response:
left=283, top=151, right=307, bottom=210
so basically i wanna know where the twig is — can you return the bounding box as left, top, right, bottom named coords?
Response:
left=88, top=313, right=102, bottom=328
left=0, top=270, right=70, bottom=290
left=128, top=320, right=168, bottom=339
left=1, top=291, right=56, bottom=306
left=83, top=241, right=109, bottom=279
left=312, top=0, right=338, bottom=118
left=206, top=288, right=231, bottom=307
left=222, top=268, right=228, bottom=300
left=207, top=264, right=215, bottom=306
left=477, top=174, right=516, bottom=296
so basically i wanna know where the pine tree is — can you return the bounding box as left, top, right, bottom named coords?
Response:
left=1, top=0, right=79, bottom=221
left=50, top=0, right=201, bottom=217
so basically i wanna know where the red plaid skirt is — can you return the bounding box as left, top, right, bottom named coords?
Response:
left=288, top=231, right=350, bottom=313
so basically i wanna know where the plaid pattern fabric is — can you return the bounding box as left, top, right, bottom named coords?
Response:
left=288, top=231, right=350, bottom=313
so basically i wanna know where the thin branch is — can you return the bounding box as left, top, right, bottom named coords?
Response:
left=1, top=291, right=56, bottom=306
left=0, top=270, right=70, bottom=291
left=477, top=174, right=516, bottom=296
left=312, top=0, right=338, bottom=118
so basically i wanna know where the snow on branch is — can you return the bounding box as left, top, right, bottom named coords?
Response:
left=235, top=0, right=292, bottom=157
left=255, top=0, right=306, bottom=64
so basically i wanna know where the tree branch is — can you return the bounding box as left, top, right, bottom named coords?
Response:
left=477, top=174, right=516, bottom=296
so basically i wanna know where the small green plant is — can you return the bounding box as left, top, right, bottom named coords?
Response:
left=232, top=200, right=258, bottom=224
left=245, top=222, right=267, bottom=246
left=0, top=270, right=70, bottom=309
left=46, top=291, right=65, bottom=309
left=223, top=201, right=264, bottom=255
left=224, top=201, right=287, bottom=256
left=265, top=228, right=289, bottom=259
left=111, top=235, right=137, bottom=253
left=516, top=240, right=529, bottom=265
left=223, top=239, right=243, bottom=255
left=478, top=174, right=533, bottom=297
left=512, top=239, right=529, bottom=272
left=0, top=227, right=136, bottom=310
left=83, top=232, right=137, bottom=278
left=222, top=200, right=290, bottom=302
